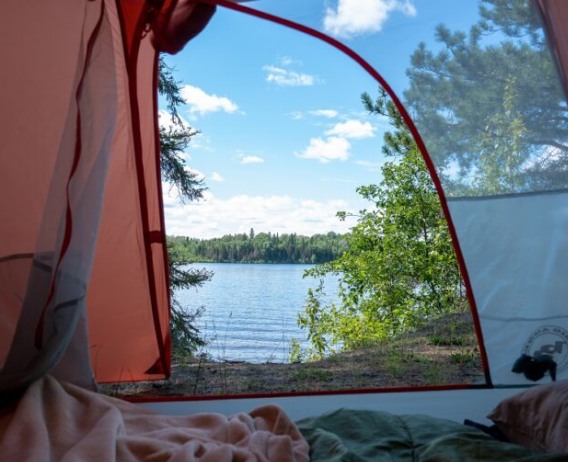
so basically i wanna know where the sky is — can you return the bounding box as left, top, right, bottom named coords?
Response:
left=161, top=0, right=480, bottom=239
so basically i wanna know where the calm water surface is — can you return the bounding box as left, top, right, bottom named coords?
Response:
left=176, top=263, right=338, bottom=363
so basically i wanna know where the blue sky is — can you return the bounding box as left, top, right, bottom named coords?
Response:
left=161, top=0, right=479, bottom=238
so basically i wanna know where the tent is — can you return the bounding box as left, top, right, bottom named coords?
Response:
left=1, top=0, right=568, bottom=424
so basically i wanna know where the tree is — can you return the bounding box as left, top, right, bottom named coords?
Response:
left=404, top=0, right=568, bottom=194
left=298, top=90, right=463, bottom=357
left=158, top=56, right=212, bottom=357
left=159, top=57, right=206, bottom=202
left=167, top=239, right=212, bottom=356
left=167, top=231, right=346, bottom=264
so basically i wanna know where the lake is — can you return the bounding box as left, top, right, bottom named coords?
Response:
left=176, top=263, right=338, bottom=363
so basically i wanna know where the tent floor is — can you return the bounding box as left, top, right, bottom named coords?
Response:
left=136, top=386, right=524, bottom=424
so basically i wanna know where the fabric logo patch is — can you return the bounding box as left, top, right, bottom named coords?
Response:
left=523, top=325, right=568, bottom=373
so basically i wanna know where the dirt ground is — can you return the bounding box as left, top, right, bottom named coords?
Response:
left=101, top=313, right=485, bottom=399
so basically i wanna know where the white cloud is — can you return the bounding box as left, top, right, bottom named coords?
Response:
left=323, top=0, right=417, bottom=38
left=209, top=172, right=225, bottom=182
left=186, top=167, right=205, bottom=181
left=181, top=84, right=238, bottom=115
left=157, top=109, right=198, bottom=162
left=326, top=119, right=375, bottom=139
left=298, top=136, right=351, bottom=163
left=290, top=109, right=339, bottom=120
left=263, top=65, right=319, bottom=87
left=241, top=155, right=265, bottom=164
left=158, top=109, right=193, bottom=131
left=162, top=167, right=205, bottom=201
left=311, top=109, right=339, bottom=118
left=185, top=132, right=209, bottom=151
left=164, top=191, right=356, bottom=238
left=279, top=55, right=294, bottom=66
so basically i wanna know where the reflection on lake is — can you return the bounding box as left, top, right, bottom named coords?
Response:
left=176, top=263, right=338, bottom=363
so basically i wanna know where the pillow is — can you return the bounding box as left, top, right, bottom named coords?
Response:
left=487, top=379, right=568, bottom=453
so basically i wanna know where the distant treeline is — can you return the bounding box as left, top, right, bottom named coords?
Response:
left=168, top=230, right=348, bottom=264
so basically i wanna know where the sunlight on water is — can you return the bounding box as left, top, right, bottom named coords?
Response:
left=176, top=263, right=338, bottom=363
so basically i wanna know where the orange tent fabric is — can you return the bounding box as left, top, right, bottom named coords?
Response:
left=0, top=0, right=214, bottom=390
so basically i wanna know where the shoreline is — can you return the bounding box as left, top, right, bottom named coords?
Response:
left=102, top=312, right=484, bottom=399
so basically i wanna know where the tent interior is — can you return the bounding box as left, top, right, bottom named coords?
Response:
left=1, top=0, right=568, bottom=459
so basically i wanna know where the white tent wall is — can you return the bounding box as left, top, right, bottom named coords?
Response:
left=449, top=191, right=568, bottom=385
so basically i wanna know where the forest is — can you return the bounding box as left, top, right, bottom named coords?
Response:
left=167, top=230, right=347, bottom=264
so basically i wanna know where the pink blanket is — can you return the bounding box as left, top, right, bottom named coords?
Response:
left=0, top=376, right=309, bottom=461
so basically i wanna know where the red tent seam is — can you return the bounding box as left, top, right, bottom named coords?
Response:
left=198, top=0, right=493, bottom=386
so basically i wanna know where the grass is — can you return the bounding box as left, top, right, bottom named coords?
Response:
left=427, top=334, right=466, bottom=347
left=100, top=312, right=485, bottom=399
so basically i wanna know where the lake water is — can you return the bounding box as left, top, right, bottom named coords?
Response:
left=176, top=263, right=338, bottom=363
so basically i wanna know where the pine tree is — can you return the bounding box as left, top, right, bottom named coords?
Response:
left=158, top=56, right=212, bottom=357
